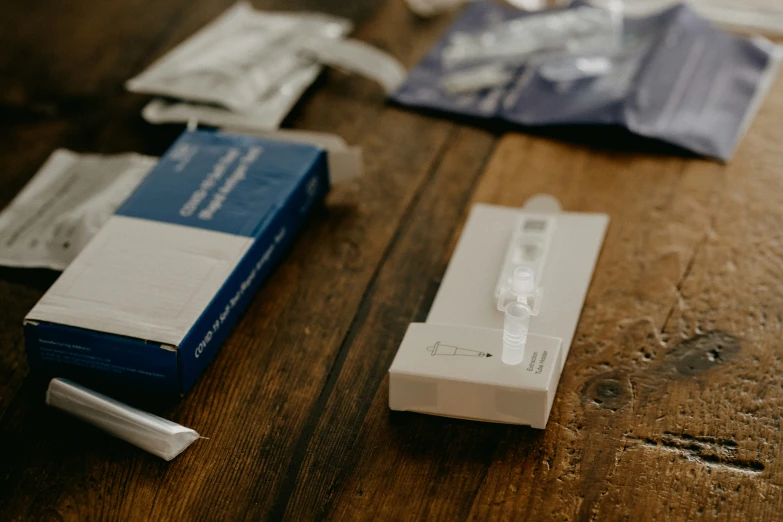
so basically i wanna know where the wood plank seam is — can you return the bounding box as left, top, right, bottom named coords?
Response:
left=660, top=171, right=724, bottom=336
left=299, top=129, right=498, bottom=521
left=265, top=123, right=462, bottom=519
left=315, top=128, right=499, bottom=521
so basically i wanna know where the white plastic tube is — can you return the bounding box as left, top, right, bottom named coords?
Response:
left=503, top=300, right=531, bottom=365
left=501, top=267, right=537, bottom=365
left=46, top=378, right=200, bottom=461
left=296, top=38, right=407, bottom=95
left=405, top=0, right=475, bottom=17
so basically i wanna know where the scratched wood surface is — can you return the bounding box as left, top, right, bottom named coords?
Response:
left=1, top=0, right=783, bottom=520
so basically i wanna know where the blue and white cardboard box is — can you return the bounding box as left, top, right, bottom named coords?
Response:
left=24, top=130, right=330, bottom=394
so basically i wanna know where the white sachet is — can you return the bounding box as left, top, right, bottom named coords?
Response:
left=46, top=378, right=200, bottom=461
left=127, top=2, right=353, bottom=114
left=0, top=150, right=156, bottom=270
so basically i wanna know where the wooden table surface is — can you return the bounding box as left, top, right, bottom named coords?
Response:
left=2, top=0, right=783, bottom=520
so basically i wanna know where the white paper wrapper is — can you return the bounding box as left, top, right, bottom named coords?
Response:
left=127, top=2, right=352, bottom=113
left=297, top=38, right=407, bottom=94
left=0, top=150, right=156, bottom=270
left=46, top=378, right=200, bottom=461
left=140, top=59, right=322, bottom=132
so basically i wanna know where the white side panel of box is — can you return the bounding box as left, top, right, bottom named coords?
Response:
left=26, top=215, right=253, bottom=346
left=389, top=322, right=563, bottom=428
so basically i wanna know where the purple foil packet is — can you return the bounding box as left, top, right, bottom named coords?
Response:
left=391, top=2, right=780, bottom=161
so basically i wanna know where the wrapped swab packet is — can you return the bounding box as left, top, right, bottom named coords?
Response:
left=46, top=378, right=201, bottom=461
left=134, top=3, right=406, bottom=131
left=126, top=3, right=353, bottom=113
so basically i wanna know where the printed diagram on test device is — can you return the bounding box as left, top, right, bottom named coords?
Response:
left=426, top=342, right=492, bottom=358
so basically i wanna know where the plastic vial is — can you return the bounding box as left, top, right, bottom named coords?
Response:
left=502, top=267, right=536, bottom=366
left=503, top=301, right=530, bottom=365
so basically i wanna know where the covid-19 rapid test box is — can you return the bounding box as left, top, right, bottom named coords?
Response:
left=389, top=198, right=609, bottom=428
left=24, top=130, right=331, bottom=394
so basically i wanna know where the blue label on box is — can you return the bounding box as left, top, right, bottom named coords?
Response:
left=117, top=131, right=325, bottom=237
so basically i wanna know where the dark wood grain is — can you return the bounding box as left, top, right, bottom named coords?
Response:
left=3, top=0, right=783, bottom=520
left=322, top=76, right=783, bottom=520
